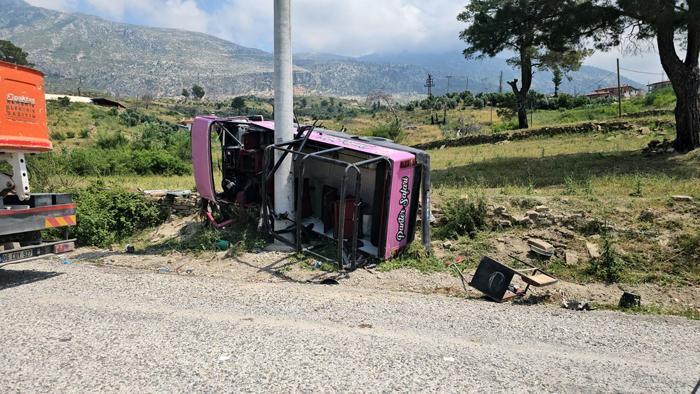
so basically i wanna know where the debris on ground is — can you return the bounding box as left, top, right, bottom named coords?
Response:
left=565, top=251, right=579, bottom=266
left=215, top=240, right=230, bottom=251
left=619, top=292, right=642, bottom=309
left=671, top=195, right=694, bottom=202
left=586, top=242, right=601, bottom=259
left=562, top=299, right=594, bottom=311
left=527, top=238, right=555, bottom=257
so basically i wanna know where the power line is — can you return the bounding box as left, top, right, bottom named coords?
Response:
left=619, top=67, right=664, bottom=76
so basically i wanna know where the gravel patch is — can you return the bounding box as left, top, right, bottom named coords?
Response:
left=0, top=260, right=698, bottom=392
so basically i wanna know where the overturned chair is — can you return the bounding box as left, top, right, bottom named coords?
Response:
left=469, top=256, right=558, bottom=302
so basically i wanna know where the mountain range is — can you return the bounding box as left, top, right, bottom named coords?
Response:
left=0, top=0, right=642, bottom=98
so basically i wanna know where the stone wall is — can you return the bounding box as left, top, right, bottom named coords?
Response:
left=412, top=120, right=638, bottom=151
left=143, top=191, right=200, bottom=218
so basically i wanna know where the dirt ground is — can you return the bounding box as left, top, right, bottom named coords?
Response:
left=65, top=214, right=700, bottom=315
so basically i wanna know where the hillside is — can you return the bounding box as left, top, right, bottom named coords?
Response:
left=1, top=0, right=641, bottom=98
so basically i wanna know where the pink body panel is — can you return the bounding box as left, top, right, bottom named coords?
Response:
left=191, top=116, right=218, bottom=201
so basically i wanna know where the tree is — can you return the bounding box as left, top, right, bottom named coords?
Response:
left=191, top=84, right=205, bottom=100
left=181, top=88, right=190, bottom=98
left=552, top=68, right=563, bottom=97
left=140, top=93, right=154, bottom=109
left=231, top=96, right=246, bottom=110
left=458, top=0, right=593, bottom=129
left=541, top=50, right=590, bottom=97
left=585, top=1, right=700, bottom=152
left=0, top=40, right=32, bottom=66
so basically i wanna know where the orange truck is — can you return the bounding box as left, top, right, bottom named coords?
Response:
left=0, top=60, right=75, bottom=267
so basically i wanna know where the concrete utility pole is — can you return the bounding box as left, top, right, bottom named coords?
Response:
left=499, top=71, right=503, bottom=93
left=274, top=0, right=294, bottom=227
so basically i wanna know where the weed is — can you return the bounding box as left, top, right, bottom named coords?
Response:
left=378, top=242, right=445, bottom=273
left=583, top=177, right=595, bottom=198
left=563, top=175, right=577, bottom=195
left=589, top=228, right=624, bottom=283
left=526, top=175, right=535, bottom=195
left=51, top=131, right=66, bottom=141
left=434, top=196, right=487, bottom=240
left=596, top=303, right=699, bottom=320
left=159, top=207, right=265, bottom=258
left=630, top=175, right=643, bottom=197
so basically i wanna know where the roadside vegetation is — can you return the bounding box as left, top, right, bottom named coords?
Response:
left=29, top=84, right=698, bottom=318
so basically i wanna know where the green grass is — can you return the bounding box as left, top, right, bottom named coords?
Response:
left=597, top=303, right=700, bottom=320
left=430, top=132, right=699, bottom=200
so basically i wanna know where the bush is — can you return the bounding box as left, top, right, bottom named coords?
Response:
left=131, top=149, right=190, bottom=176
left=51, top=131, right=66, bottom=141
left=95, top=131, right=128, bottom=149
left=369, top=120, right=404, bottom=142
left=435, top=196, right=487, bottom=239
left=28, top=147, right=191, bottom=178
left=71, top=182, right=166, bottom=247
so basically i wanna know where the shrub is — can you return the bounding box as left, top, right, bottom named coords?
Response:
left=71, top=182, right=166, bottom=247
left=369, top=120, right=404, bottom=142
left=588, top=234, right=624, bottom=283
left=176, top=206, right=265, bottom=254
left=95, top=131, right=128, bottom=149
left=79, top=128, right=91, bottom=138
left=51, top=131, right=66, bottom=141
left=65, top=130, right=76, bottom=139
left=131, top=149, right=190, bottom=176
left=435, top=196, right=487, bottom=239
left=57, top=96, right=70, bottom=108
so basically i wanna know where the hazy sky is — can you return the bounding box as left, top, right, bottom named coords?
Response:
left=25, top=0, right=668, bottom=83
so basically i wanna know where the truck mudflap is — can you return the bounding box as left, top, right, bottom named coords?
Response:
left=0, top=239, right=76, bottom=267
left=0, top=203, right=76, bottom=236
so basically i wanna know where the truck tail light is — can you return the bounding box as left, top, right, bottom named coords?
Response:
left=54, top=242, right=75, bottom=254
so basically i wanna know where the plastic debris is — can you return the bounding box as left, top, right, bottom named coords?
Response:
left=158, top=266, right=171, bottom=273
left=619, top=292, right=641, bottom=309
left=562, top=299, right=594, bottom=311
left=215, top=239, right=230, bottom=251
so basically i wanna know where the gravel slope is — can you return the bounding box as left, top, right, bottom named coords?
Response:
left=0, top=260, right=698, bottom=393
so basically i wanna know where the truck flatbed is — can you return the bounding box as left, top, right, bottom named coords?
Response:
left=0, top=193, right=76, bottom=236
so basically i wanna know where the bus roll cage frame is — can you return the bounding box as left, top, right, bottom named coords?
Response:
left=262, top=135, right=405, bottom=271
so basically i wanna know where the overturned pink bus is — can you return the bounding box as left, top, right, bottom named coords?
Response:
left=191, top=115, right=431, bottom=269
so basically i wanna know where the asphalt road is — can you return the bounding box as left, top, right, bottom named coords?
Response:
left=0, top=260, right=698, bottom=393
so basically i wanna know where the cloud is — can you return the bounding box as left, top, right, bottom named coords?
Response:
left=25, top=0, right=667, bottom=78
left=212, top=0, right=465, bottom=55
left=25, top=0, right=77, bottom=10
